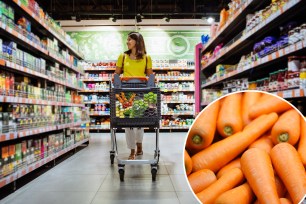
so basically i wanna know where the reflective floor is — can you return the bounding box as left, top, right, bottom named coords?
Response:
left=0, top=132, right=199, bottom=204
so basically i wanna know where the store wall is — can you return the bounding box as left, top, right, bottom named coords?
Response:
left=67, top=29, right=209, bottom=61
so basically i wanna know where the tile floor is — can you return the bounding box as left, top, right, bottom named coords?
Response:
left=0, top=132, right=199, bottom=204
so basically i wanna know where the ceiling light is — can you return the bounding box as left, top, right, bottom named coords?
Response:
left=75, top=13, right=81, bottom=22
left=136, top=14, right=143, bottom=23
left=163, top=15, right=170, bottom=22
left=109, top=15, right=116, bottom=22
left=207, top=17, right=215, bottom=24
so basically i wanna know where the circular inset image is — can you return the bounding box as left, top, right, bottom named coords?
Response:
left=184, top=91, right=306, bottom=204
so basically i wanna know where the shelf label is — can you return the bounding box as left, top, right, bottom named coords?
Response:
left=283, top=90, right=293, bottom=98
left=279, top=49, right=284, bottom=57
left=271, top=52, right=277, bottom=60
left=7, top=27, right=12, bottom=34
left=297, top=41, right=303, bottom=50
left=262, top=56, right=268, bottom=64
left=1, top=23, right=5, bottom=30
left=294, top=89, right=301, bottom=97
left=284, top=47, right=290, bottom=54
left=289, top=45, right=296, bottom=53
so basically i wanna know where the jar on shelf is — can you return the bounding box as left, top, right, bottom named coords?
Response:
left=248, top=81, right=257, bottom=90
left=299, top=68, right=306, bottom=89
left=263, top=77, right=270, bottom=91
left=288, top=56, right=300, bottom=72
left=271, top=2, right=279, bottom=13
left=277, top=69, right=286, bottom=91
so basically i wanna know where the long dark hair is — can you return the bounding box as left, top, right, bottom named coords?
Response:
left=124, top=32, right=147, bottom=59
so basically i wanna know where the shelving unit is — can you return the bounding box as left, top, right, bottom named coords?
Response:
left=154, top=59, right=196, bottom=130
left=198, top=0, right=306, bottom=115
left=0, top=0, right=89, bottom=188
left=80, top=61, right=115, bottom=131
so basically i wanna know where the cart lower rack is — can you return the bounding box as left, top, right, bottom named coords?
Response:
left=109, top=74, right=161, bottom=181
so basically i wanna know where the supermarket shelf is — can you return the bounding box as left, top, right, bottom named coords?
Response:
left=56, top=121, right=90, bottom=130
left=202, top=40, right=306, bottom=88
left=160, top=89, right=194, bottom=92
left=81, top=78, right=111, bottom=82
left=162, top=112, right=194, bottom=116
left=157, top=78, right=194, bottom=81
left=162, top=101, right=195, bottom=104
left=0, top=95, right=84, bottom=107
left=79, top=90, right=110, bottom=93
left=84, top=101, right=110, bottom=104
left=0, top=138, right=89, bottom=188
left=201, top=0, right=305, bottom=72
left=89, top=112, right=110, bottom=116
left=84, top=67, right=116, bottom=71
left=201, top=88, right=305, bottom=106
left=18, top=125, right=57, bottom=138
left=153, top=67, right=194, bottom=71
left=11, top=0, right=84, bottom=59
left=1, top=59, right=82, bottom=91
left=89, top=127, right=110, bottom=130
left=0, top=132, right=18, bottom=142
left=271, top=88, right=305, bottom=99
left=0, top=21, right=83, bottom=75
left=160, top=126, right=190, bottom=130
left=201, top=0, right=265, bottom=54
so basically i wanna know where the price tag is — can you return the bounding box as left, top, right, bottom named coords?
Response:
left=271, top=52, right=277, bottom=60
left=262, top=56, right=268, bottom=64
left=289, top=45, right=296, bottom=53
left=17, top=0, right=21, bottom=6
left=284, top=47, right=290, bottom=54
left=7, top=27, right=12, bottom=34
left=31, top=13, right=35, bottom=18
left=1, top=23, right=5, bottom=30
left=283, top=90, right=292, bottom=98
left=294, top=89, right=301, bottom=97
left=297, top=41, right=303, bottom=50
left=279, top=49, right=284, bottom=57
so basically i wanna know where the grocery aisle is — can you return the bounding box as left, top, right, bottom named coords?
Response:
left=0, top=132, right=199, bottom=204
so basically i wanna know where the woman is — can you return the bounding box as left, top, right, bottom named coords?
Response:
left=115, top=31, right=153, bottom=160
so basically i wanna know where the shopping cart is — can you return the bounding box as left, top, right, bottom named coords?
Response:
left=109, top=74, right=161, bottom=181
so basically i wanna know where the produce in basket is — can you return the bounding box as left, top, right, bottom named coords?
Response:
left=184, top=91, right=306, bottom=204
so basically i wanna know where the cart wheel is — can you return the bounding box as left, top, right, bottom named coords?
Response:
left=119, top=169, right=124, bottom=182
left=110, top=154, right=115, bottom=164
left=151, top=168, right=157, bottom=181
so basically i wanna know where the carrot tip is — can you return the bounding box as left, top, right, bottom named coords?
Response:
left=192, top=135, right=203, bottom=145
left=278, top=133, right=289, bottom=143
left=224, top=126, right=233, bottom=136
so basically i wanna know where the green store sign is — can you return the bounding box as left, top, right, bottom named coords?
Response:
left=68, top=30, right=206, bottom=61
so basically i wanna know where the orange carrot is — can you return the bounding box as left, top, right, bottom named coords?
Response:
left=192, top=113, right=278, bottom=173
left=271, top=109, right=300, bottom=145
left=241, top=148, right=280, bottom=204
left=280, top=198, right=293, bottom=204
left=186, top=100, right=220, bottom=154
left=196, top=168, right=244, bottom=204
left=217, top=93, right=243, bottom=137
left=242, top=91, right=262, bottom=127
left=188, top=169, right=217, bottom=194
left=271, top=143, right=306, bottom=204
left=249, top=95, right=292, bottom=119
left=275, top=175, right=287, bottom=198
left=214, top=183, right=255, bottom=204
left=184, top=149, right=192, bottom=176
left=216, top=158, right=241, bottom=179
left=249, top=134, right=274, bottom=155
left=298, top=117, right=306, bottom=166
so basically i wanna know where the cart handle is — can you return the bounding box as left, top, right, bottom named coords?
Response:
left=121, top=76, right=148, bottom=82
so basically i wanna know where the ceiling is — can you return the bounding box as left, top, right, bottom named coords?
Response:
left=35, top=0, right=230, bottom=22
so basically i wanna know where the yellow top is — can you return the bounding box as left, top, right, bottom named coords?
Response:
left=116, top=53, right=152, bottom=77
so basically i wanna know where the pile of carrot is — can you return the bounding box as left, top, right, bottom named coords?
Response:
left=184, top=91, right=306, bottom=204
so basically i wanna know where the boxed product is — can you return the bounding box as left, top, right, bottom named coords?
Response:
left=34, top=139, right=41, bottom=162
left=41, top=137, right=48, bottom=158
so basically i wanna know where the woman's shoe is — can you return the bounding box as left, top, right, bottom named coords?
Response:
left=136, top=143, right=143, bottom=155
left=128, top=154, right=136, bottom=160
left=128, top=149, right=136, bottom=160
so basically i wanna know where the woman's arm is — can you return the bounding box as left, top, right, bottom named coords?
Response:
left=146, top=68, right=153, bottom=76
left=115, top=66, right=122, bottom=75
